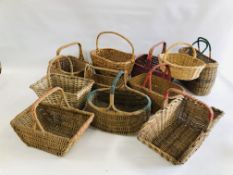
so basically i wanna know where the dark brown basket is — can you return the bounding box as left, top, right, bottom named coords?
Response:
left=179, top=37, right=218, bottom=95
left=131, top=41, right=166, bottom=77
left=11, top=87, right=94, bottom=156
left=49, top=42, right=88, bottom=77
left=129, top=64, right=184, bottom=113
left=137, top=88, right=224, bottom=164
left=90, top=31, right=135, bottom=76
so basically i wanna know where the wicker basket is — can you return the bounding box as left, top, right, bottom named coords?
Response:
left=129, top=64, right=184, bottom=113
left=131, top=41, right=167, bottom=77
left=137, top=88, right=224, bottom=164
left=179, top=37, right=218, bottom=95
left=49, top=42, right=88, bottom=77
left=84, top=64, right=124, bottom=89
left=90, top=31, right=135, bottom=76
left=85, top=70, right=151, bottom=135
left=159, top=42, right=206, bottom=80
left=10, top=87, right=94, bottom=156
left=30, top=64, right=94, bottom=109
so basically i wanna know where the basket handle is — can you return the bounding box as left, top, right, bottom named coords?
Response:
left=147, top=41, right=166, bottom=63
left=163, top=88, right=214, bottom=122
left=166, top=42, right=197, bottom=58
left=31, top=87, right=71, bottom=132
left=96, top=31, right=135, bottom=61
left=142, top=64, right=171, bottom=91
left=192, top=37, right=212, bottom=58
left=56, top=42, right=84, bottom=61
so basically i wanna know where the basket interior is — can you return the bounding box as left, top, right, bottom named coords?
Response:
left=58, top=56, right=86, bottom=73
left=96, top=49, right=133, bottom=62
left=136, top=54, right=159, bottom=66
left=90, top=89, right=149, bottom=112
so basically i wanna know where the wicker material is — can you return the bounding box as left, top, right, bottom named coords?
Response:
left=129, top=64, right=184, bottom=113
left=49, top=42, right=88, bottom=77
left=179, top=37, right=218, bottom=95
left=30, top=62, right=94, bottom=109
left=131, top=41, right=167, bottom=77
left=85, top=70, right=151, bottom=135
left=159, top=42, right=206, bottom=80
left=10, top=87, right=94, bottom=156
left=90, top=31, right=135, bottom=76
left=137, top=88, right=224, bottom=164
left=84, top=64, right=124, bottom=89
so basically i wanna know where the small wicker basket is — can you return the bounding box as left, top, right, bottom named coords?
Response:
left=179, top=37, right=218, bottom=95
left=137, top=88, right=224, bottom=164
left=90, top=31, right=135, bottom=76
left=159, top=42, right=206, bottom=80
left=85, top=70, right=151, bottom=135
left=129, top=64, right=184, bottom=113
left=11, top=87, right=94, bottom=156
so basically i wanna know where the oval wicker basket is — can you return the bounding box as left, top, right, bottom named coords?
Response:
left=159, top=42, right=206, bottom=80
left=85, top=70, right=151, bottom=135
left=49, top=42, right=88, bottom=77
left=90, top=31, right=135, bottom=76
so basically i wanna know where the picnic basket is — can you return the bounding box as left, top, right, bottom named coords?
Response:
left=137, top=88, right=224, bottom=164
left=49, top=42, right=88, bottom=77
left=159, top=42, right=206, bottom=80
left=84, top=64, right=124, bottom=89
left=179, top=37, right=218, bottom=95
left=30, top=61, right=94, bottom=109
left=10, top=87, right=94, bottom=156
left=85, top=70, right=151, bottom=135
left=90, top=31, right=135, bottom=76
left=128, top=64, right=184, bottom=113
left=131, top=41, right=167, bottom=77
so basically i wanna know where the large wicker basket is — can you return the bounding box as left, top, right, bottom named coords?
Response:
left=49, top=42, right=88, bottom=77
left=129, top=64, right=184, bottom=113
left=179, top=37, right=218, bottom=95
left=84, top=64, right=124, bottom=89
left=159, top=42, right=206, bottom=80
left=137, top=88, right=224, bottom=164
left=90, top=31, right=135, bottom=76
left=131, top=41, right=167, bottom=77
left=10, top=87, right=94, bottom=156
left=85, top=70, right=151, bottom=135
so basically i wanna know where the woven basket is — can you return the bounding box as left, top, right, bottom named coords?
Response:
left=49, top=42, right=88, bottom=77
left=179, top=37, right=218, bottom=95
left=159, top=42, right=206, bottom=80
left=85, top=70, right=151, bottom=135
left=84, top=64, right=124, bottom=89
left=10, top=87, right=94, bottom=156
left=131, top=41, right=167, bottom=77
left=137, top=88, right=224, bottom=164
left=90, top=31, right=135, bottom=76
left=129, top=64, right=184, bottom=113
left=30, top=64, right=94, bottom=109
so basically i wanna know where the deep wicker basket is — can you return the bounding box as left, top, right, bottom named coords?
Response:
left=159, top=42, right=206, bottom=80
left=90, top=31, right=135, bottom=76
left=137, top=88, right=224, bottom=164
left=179, top=37, right=218, bottom=95
left=85, top=70, right=151, bottom=135
left=11, top=87, right=94, bottom=156
left=129, top=64, right=184, bottom=113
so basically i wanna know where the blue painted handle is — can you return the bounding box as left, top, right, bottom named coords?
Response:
left=110, top=70, right=124, bottom=95
left=192, top=37, right=211, bottom=56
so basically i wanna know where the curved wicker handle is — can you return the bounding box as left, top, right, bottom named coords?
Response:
left=142, top=64, right=171, bottom=91
left=166, top=42, right=197, bottom=58
left=193, top=37, right=212, bottom=58
left=147, top=41, right=166, bottom=63
left=31, top=87, right=70, bottom=132
left=96, top=31, right=135, bottom=61
left=56, top=42, right=84, bottom=61
left=163, top=88, right=214, bottom=122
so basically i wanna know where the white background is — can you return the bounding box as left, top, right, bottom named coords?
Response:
left=0, top=0, right=233, bottom=175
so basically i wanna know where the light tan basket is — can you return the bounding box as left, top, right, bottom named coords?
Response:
left=11, top=87, right=94, bottom=156
left=159, top=42, right=206, bottom=80
left=90, top=31, right=135, bottom=76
